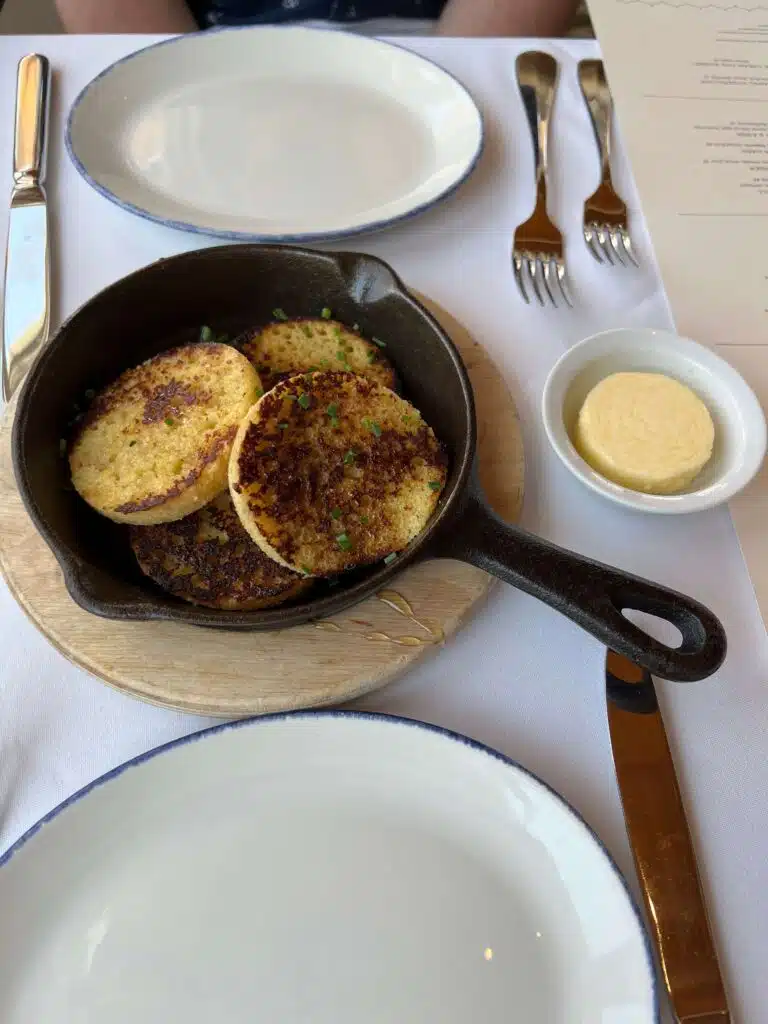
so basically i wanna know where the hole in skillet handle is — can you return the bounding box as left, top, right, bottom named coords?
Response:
left=432, top=469, right=727, bottom=683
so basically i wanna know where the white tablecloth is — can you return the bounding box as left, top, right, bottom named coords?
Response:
left=0, top=33, right=765, bottom=1022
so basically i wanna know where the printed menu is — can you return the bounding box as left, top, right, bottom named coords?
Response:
left=587, top=0, right=768, bottom=623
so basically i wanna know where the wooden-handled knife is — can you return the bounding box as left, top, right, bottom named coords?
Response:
left=606, top=650, right=732, bottom=1022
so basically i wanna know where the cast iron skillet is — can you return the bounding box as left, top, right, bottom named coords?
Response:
left=13, top=245, right=726, bottom=682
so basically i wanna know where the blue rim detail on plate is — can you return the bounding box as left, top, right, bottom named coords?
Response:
left=64, top=26, right=485, bottom=244
left=0, top=708, right=659, bottom=1020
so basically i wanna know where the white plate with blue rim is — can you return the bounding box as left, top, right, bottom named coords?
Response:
left=66, top=26, right=483, bottom=242
left=0, top=712, right=657, bottom=1022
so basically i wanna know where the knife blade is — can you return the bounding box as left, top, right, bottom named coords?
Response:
left=2, top=53, right=51, bottom=402
left=606, top=650, right=731, bottom=1022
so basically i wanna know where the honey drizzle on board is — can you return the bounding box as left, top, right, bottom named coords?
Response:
left=313, top=588, right=444, bottom=647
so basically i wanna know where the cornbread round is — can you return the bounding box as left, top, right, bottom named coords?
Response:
left=129, top=491, right=311, bottom=610
left=229, top=371, right=447, bottom=576
left=69, top=343, right=261, bottom=525
left=574, top=371, right=715, bottom=494
left=240, top=318, right=396, bottom=392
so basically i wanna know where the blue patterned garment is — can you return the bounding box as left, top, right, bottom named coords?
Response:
left=188, top=0, right=447, bottom=27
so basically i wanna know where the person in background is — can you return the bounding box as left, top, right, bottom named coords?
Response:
left=54, top=0, right=580, bottom=38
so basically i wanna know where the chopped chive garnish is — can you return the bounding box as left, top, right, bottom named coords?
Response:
left=272, top=308, right=288, bottom=321
left=402, top=414, right=413, bottom=423
left=429, top=481, right=441, bottom=491
left=372, top=337, right=387, bottom=348
left=320, top=359, right=330, bottom=368
left=327, top=403, right=339, bottom=419
left=336, top=532, right=353, bottom=551
left=344, top=450, right=356, bottom=465
left=165, top=417, right=174, bottom=426
left=301, top=564, right=312, bottom=575
left=256, top=388, right=264, bottom=398
left=286, top=394, right=297, bottom=402
left=199, top=325, right=214, bottom=342
left=367, top=350, right=377, bottom=363
left=58, top=438, right=67, bottom=455
left=321, top=307, right=332, bottom=319
left=278, top=422, right=288, bottom=430
left=336, top=350, right=346, bottom=362
left=298, top=392, right=311, bottom=409
left=331, top=507, right=342, bottom=520
left=129, top=439, right=137, bottom=447
left=307, top=365, right=319, bottom=373
left=333, top=327, right=343, bottom=341
left=384, top=553, right=397, bottom=565
left=360, top=515, right=369, bottom=525
left=367, top=419, right=382, bottom=438
left=302, top=324, right=313, bottom=338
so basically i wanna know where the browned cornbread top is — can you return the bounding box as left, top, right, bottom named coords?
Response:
left=230, top=371, right=447, bottom=576
left=80, top=343, right=233, bottom=429
left=69, top=343, right=260, bottom=524
left=130, top=491, right=310, bottom=610
left=114, top=428, right=236, bottom=516
left=240, top=318, right=396, bottom=392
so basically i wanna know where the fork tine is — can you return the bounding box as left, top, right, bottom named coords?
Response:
left=513, top=252, right=531, bottom=304
left=608, top=228, right=627, bottom=266
left=584, top=225, right=604, bottom=264
left=621, top=229, right=640, bottom=267
left=528, top=257, right=546, bottom=306
left=542, top=259, right=559, bottom=307
left=556, top=261, right=573, bottom=308
left=596, top=225, right=615, bottom=265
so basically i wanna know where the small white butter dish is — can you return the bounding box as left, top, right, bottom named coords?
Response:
left=541, top=327, right=767, bottom=514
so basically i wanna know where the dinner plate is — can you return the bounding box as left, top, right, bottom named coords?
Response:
left=66, top=27, right=483, bottom=241
left=0, top=713, right=657, bottom=1022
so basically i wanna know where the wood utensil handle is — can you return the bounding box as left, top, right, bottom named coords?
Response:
left=13, top=54, right=50, bottom=187
left=607, top=653, right=732, bottom=1021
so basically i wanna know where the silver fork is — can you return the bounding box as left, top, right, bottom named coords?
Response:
left=578, top=59, right=638, bottom=267
left=512, top=51, right=572, bottom=307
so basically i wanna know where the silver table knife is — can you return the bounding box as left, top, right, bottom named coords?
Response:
left=2, top=54, right=51, bottom=402
left=606, top=650, right=731, bottom=1022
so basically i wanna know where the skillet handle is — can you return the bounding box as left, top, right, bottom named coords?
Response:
left=439, top=487, right=726, bottom=682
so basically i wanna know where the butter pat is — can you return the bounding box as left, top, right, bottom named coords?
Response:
left=574, top=372, right=715, bottom=495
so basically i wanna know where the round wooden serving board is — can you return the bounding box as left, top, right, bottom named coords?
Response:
left=0, top=297, right=524, bottom=717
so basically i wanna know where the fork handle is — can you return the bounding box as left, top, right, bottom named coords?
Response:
left=578, top=59, right=614, bottom=187
left=516, top=51, right=558, bottom=204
